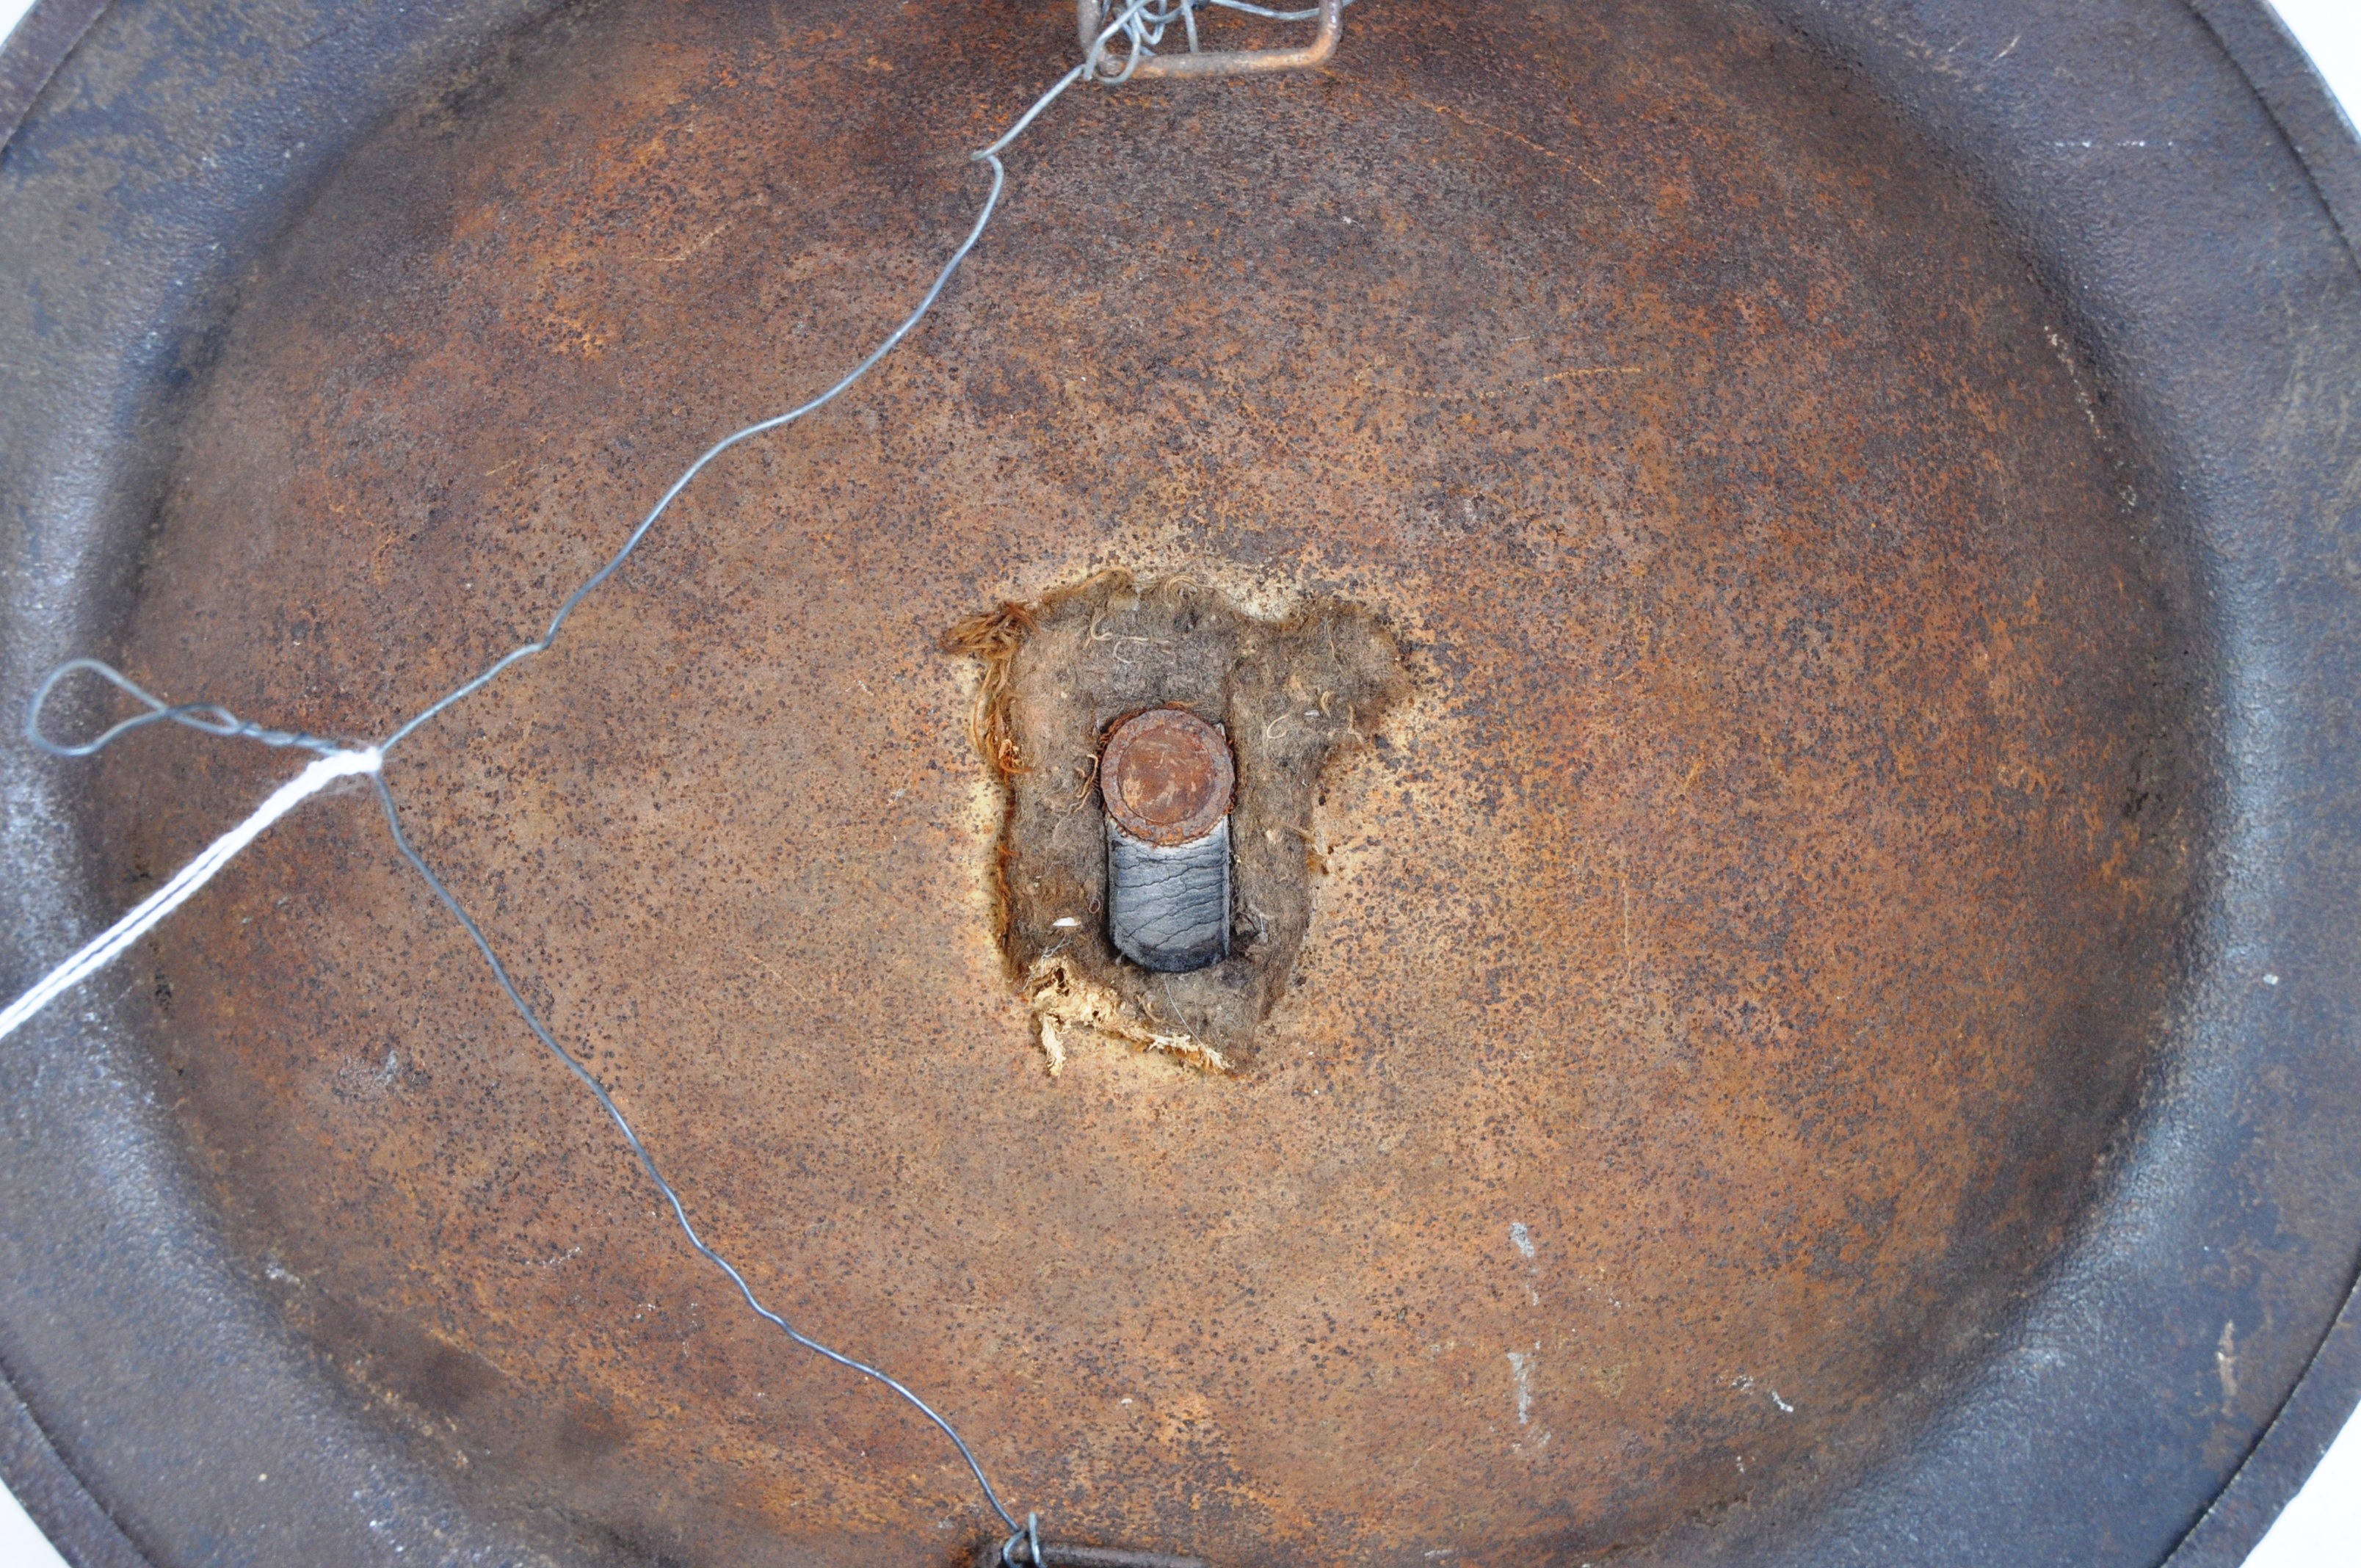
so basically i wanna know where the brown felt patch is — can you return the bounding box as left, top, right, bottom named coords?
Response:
left=943, top=572, right=1407, bottom=1072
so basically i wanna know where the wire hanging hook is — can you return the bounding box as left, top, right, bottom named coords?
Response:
left=1078, top=0, right=1344, bottom=81
left=9, top=0, right=1359, bottom=1555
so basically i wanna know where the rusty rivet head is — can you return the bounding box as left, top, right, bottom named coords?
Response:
left=1100, top=707, right=1235, bottom=847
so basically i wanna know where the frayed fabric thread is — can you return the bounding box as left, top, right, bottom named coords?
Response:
left=0, top=3, right=1134, bottom=1539
left=0, top=748, right=381, bottom=1044
left=1, top=0, right=1356, bottom=1556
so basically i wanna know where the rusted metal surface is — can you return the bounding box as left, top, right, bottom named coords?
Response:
left=1077, top=0, right=1343, bottom=81
left=7, top=0, right=2360, bottom=1565
left=91, top=0, right=2197, bottom=1556
left=1100, top=709, right=1232, bottom=848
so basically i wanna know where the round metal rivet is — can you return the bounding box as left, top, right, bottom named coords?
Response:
left=1100, top=707, right=1235, bottom=847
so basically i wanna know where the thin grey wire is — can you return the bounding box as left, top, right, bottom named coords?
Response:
left=15, top=7, right=1164, bottom=1547
left=26, top=657, right=348, bottom=759
left=371, top=0, right=1322, bottom=749
left=1005, top=1511, right=1045, bottom=1568
left=18, top=0, right=1348, bottom=1550
left=369, top=774, right=1022, bottom=1532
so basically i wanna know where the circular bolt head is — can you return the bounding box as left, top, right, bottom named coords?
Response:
left=1101, top=707, right=1235, bottom=847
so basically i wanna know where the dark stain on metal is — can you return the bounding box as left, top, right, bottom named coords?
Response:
left=0, top=0, right=112, bottom=151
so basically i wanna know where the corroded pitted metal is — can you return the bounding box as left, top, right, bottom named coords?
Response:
left=50, top=0, right=2246, bottom=1563
left=21, top=0, right=2361, bottom=1564
left=1100, top=708, right=1233, bottom=849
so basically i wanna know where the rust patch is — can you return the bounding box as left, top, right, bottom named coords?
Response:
left=1100, top=707, right=1234, bottom=848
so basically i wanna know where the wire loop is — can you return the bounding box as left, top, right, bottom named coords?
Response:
left=7, top=0, right=1353, bottom=1551
left=26, top=657, right=346, bottom=760
left=999, top=1511, right=1046, bottom=1567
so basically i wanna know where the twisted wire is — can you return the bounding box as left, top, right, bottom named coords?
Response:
left=5, top=0, right=1348, bottom=1550
left=1081, top=0, right=1354, bottom=81
left=26, top=657, right=351, bottom=760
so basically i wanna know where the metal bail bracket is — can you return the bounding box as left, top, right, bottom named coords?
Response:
left=1076, top=0, right=1343, bottom=81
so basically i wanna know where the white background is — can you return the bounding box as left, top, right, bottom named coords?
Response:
left=0, top=0, right=2357, bottom=1564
